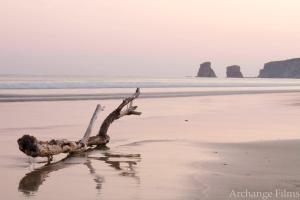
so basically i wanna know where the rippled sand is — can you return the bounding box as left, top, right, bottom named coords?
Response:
left=1, top=92, right=300, bottom=199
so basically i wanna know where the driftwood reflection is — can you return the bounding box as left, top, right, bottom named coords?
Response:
left=18, top=148, right=141, bottom=196
left=18, top=156, right=72, bottom=195
left=89, top=152, right=141, bottom=181
left=85, top=159, right=105, bottom=192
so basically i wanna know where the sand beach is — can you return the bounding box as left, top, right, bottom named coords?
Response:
left=1, top=91, right=300, bottom=200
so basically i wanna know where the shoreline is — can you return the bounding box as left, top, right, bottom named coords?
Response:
left=1, top=88, right=300, bottom=103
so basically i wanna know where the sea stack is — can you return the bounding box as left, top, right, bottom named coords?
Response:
left=226, top=65, right=243, bottom=78
left=197, top=62, right=217, bottom=77
left=258, top=58, right=300, bottom=78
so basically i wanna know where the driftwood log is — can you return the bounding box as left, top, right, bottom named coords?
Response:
left=17, top=88, right=141, bottom=162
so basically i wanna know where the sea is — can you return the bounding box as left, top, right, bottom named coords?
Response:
left=1, top=75, right=300, bottom=102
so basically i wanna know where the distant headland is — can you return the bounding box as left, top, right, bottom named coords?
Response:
left=196, top=58, right=300, bottom=78
left=258, top=58, right=300, bottom=78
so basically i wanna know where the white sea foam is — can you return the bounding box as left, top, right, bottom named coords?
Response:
left=1, top=76, right=300, bottom=89
left=1, top=76, right=300, bottom=102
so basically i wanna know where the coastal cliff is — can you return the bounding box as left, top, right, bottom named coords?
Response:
left=197, top=62, right=217, bottom=77
left=258, top=58, right=300, bottom=78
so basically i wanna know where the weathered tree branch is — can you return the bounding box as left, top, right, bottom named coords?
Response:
left=17, top=88, right=141, bottom=162
left=98, top=88, right=141, bottom=137
left=80, top=104, right=103, bottom=146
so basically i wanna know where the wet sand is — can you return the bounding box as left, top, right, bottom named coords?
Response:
left=1, top=92, right=300, bottom=199
left=197, top=140, right=300, bottom=199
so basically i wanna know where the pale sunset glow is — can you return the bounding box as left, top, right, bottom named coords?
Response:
left=1, top=0, right=300, bottom=76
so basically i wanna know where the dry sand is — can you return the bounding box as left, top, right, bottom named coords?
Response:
left=1, top=92, right=300, bottom=200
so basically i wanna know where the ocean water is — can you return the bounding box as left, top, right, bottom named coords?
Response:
left=2, top=75, right=300, bottom=89
left=1, top=75, right=300, bottom=102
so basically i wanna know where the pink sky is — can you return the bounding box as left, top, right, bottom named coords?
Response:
left=1, top=0, right=300, bottom=77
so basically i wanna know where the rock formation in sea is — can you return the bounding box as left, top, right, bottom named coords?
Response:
left=258, top=58, right=300, bottom=78
left=226, top=65, right=243, bottom=78
left=197, top=62, right=217, bottom=77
